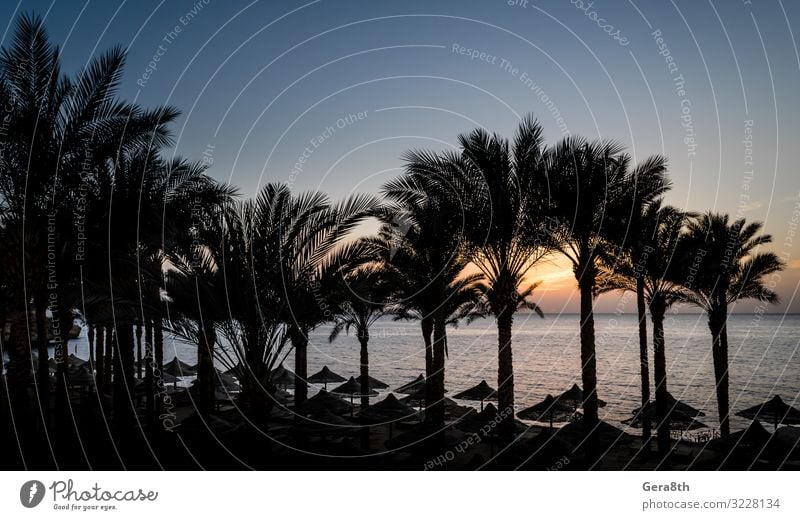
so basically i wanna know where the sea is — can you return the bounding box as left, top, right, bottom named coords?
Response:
left=25, top=313, right=800, bottom=434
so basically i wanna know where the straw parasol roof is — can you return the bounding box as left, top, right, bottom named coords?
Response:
left=298, top=390, right=353, bottom=416
left=726, top=420, right=772, bottom=448
left=356, top=374, right=389, bottom=390
left=291, top=407, right=359, bottom=437
left=457, top=403, right=527, bottom=435
left=162, top=356, right=196, bottom=377
left=331, top=376, right=378, bottom=402
left=517, top=394, right=576, bottom=429
left=190, top=376, right=240, bottom=393
left=452, top=380, right=497, bottom=411
left=308, top=365, right=346, bottom=389
left=359, top=394, right=420, bottom=423
left=631, top=392, right=705, bottom=417
left=394, top=374, right=425, bottom=394
left=270, top=364, right=295, bottom=389
left=623, top=407, right=708, bottom=430
left=555, top=384, right=607, bottom=409
left=735, top=395, right=800, bottom=429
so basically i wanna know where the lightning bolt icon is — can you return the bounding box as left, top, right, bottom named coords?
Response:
left=28, top=483, right=37, bottom=504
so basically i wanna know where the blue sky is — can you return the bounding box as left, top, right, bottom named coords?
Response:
left=3, top=0, right=800, bottom=312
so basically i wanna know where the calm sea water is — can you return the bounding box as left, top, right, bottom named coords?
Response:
left=50, top=313, right=800, bottom=432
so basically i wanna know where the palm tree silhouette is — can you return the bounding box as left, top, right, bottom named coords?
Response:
left=382, top=166, right=485, bottom=429
left=253, top=184, right=377, bottom=406
left=210, top=198, right=289, bottom=419
left=677, top=213, right=784, bottom=436
left=0, top=13, right=178, bottom=432
left=390, top=117, right=551, bottom=436
left=603, top=202, right=693, bottom=457
left=605, top=155, right=670, bottom=441
left=328, top=265, right=393, bottom=407
left=542, top=136, right=631, bottom=429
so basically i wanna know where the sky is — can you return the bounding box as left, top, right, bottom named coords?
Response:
left=3, top=0, right=800, bottom=313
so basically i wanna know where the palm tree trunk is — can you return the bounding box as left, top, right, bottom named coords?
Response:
left=113, top=324, right=136, bottom=426
left=6, top=310, right=34, bottom=465
left=650, top=302, right=670, bottom=457
left=579, top=275, right=599, bottom=426
left=53, top=303, right=69, bottom=393
left=144, top=319, right=154, bottom=426
left=636, top=276, right=651, bottom=441
left=154, top=319, right=164, bottom=415
left=54, top=300, right=73, bottom=435
left=421, top=316, right=433, bottom=409
left=95, top=326, right=105, bottom=393
left=103, top=325, right=113, bottom=391
left=291, top=326, right=309, bottom=406
left=87, top=324, right=95, bottom=371
left=427, top=313, right=447, bottom=430
left=497, top=303, right=515, bottom=438
left=708, top=309, right=730, bottom=437
left=35, top=294, right=50, bottom=416
left=358, top=328, right=370, bottom=408
left=135, top=321, right=143, bottom=380
left=197, top=322, right=216, bottom=415
left=6, top=311, right=33, bottom=406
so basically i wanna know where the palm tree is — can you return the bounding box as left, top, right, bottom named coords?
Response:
left=605, top=156, right=671, bottom=440
left=603, top=202, right=692, bottom=456
left=390, top=116, right=551, bottom=437
left=167, top=249, right=226, bottom=415
left=542, top=136, right=632, bottom=427
left=328, top=265, right=393, bottom=407
left=0, top=14, right=178, bottom=430
left=677, top=213, right=784, bottom=436
left=253, top=184, right=377, bottom=406
left=83, top=149, right=233, bottom=424
left=211, top=199, right=290, bottom=419
left=381, top=171, right=485, bottom=429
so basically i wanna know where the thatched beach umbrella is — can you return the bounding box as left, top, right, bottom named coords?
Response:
left=726, top=420, right=772, bottom=448
left=359, top=393, right=420, bottom=437
left=735, top=395, right=800, bottom=429
left=401, top=394, right=475, bottom=422
left=623, top=407, right=707, bottom=431
left=458, top=403, right=527, bottom=436
left=308, top=365, right=346, bottom=390
left=298, top=390, right=353, bottom=416
left=270, top=364, right=296, bottom=390
left=332, top=376, right=378, bottom=408
left=632, top=392, right=705, bottom=417
left=517, top=394, right=576, bottom=430
left=394, top=374, right=425, bottom=394
left=356, top=374, right=389, bottom=391
left=163, top=356, right=196, bottom=377
left=453, top=380, right=497, bottom=411
left=291, top=407, right=358, bottom=437
left=555, top=384, right=607, bottom=410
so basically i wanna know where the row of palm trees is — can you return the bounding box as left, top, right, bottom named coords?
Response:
left=1, top=16, right=784, bottom=462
